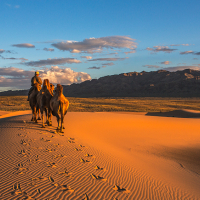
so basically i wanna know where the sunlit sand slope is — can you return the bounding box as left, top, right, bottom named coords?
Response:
left=0, top=112, right=200, bottom=199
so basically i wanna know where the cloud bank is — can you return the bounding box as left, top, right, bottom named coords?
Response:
left=160, top=61, right=171, bottom=65
left=180, top=51, right=200, bottom=55
left=43, top=48, right=54, bottom=52
left=12, top=43, right=35, bottom=48
left=163, top=66, right=200, bottom=72
left=146, top=46, right=177, bottom=53
left=24, top=57, right=81, bottom=67
left=52, top=36, right=137, bottom=54
left=0, top=66, right=91, bottom=89
left=143, top=65, right=161, bottom=69
left=89, top=57, right=128, bottom=62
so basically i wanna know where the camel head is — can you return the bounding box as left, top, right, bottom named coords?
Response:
left=42, top=79, right=50, bottom=90
left=50, top=83, right=54, bottom=95
left=56, top=84, right=63, bottom=96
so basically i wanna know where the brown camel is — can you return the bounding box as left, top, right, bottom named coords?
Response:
left=50, top=84, right=69, bottom=133
left=29, top=82, right=41, bottom=122
left=37, top=79, right=53, bottom=128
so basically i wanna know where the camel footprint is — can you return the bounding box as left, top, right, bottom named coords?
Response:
left=91, top=174, right=107, bottom=182
left=113, top=185, right=130, bottom=193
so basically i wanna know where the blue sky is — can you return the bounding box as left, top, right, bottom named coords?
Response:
left=0, top=0, right=200, bottom=91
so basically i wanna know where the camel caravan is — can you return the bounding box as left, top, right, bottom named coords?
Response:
left=28, top=71, right=69, bottom=133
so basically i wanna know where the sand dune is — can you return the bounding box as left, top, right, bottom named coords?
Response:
left=146, top=109, right=200, bottom=118
left=0, top=111, right=200, bottom=199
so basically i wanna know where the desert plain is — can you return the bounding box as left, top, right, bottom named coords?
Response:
left=0, top=97, right=200, bottom=199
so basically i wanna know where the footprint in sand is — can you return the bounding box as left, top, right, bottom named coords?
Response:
left=41, top=137, right=51, bottom=142
left=18, top=133, right=27, bottom=137
left=21, top=139, right=29, bottom=145
left=11, top=183, right=27, bottom=195
left=85, top=153, right=94, bottom=158
left=60, top=185, right=74, bottom=192
left=112, top=185, right=130, bottom=193
left=75, top=148, right=82, bottom=151
left=54, top=154, right=65, bottom=158
left=79, top=144, right=85, bottom=148
left=94, top=166, right=105, bottom=171
left=91, top=174, right=107, bottom=182
left=80, top=158, right=91, bottom=163
left=82, top=193, right=89, bottom=200
left=58, top=170, right=73, bottom=177
left=53, top=143, right=63, bottom=147
left=15, top=164, right=29, bottom=174
left=46, top=162, right=57, bottom=168
left=45, top=148, right=56, bottom=152
left=37, top=189, right=41, bottom=194
left=68, top=140, right=75, bottom=143
left=31, top=174, right=47, bottom=182
left=49, top=176, right=54, bottom=182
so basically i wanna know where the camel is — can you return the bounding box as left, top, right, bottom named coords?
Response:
left=37, top=79, right=54, bottom=128
left=50, top=84, right=69, bottom=133
left=29, top=82, right=41, bottom=122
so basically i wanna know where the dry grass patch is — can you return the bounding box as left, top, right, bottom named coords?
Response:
left=0, top=96, right=200, bottom=112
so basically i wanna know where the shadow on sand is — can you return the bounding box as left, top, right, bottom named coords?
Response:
left=146, top=109, right=200, bottom=118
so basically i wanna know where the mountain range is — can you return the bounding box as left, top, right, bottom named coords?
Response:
left=1, top=69, right=200, bottom=97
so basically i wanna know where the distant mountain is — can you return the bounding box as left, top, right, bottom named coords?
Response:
left=1, top=69, right=200, bottom=97
left=0, top=89, right=28, bottom=96
left=63, top=69, right=200, bottom=97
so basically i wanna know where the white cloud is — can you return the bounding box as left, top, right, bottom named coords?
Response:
left=170, top=44, right=190, bottom=46
left=40, top=66, right=91, bottom=84
left=143, top=65, right=161, bottom=69
left=146, top=46, right=177, bottom=53
left=180, top=51, right=194, bottom=55
left=89, top=57, right=128, bottom=62
left=160, top=61, right=171, bottom=65
left=0, top=55, right=28, bottom=62
left=163, top=66, right=200, bottom=72
left=124, top=50, right=136, bottom=54
left=71, top=49, right=81, bottom=53
left=12, top=43, right=35, bottom=48
left=43, top=48, right=54, bottom=52
left=180, top=51, right=200, bottom=55
left=52, top=36, right=137, bottom=54
left=81, top=56, right=92, bottom=59
left=24, top=57, right=81, bottom=66
left=0, top=66, right=91, bottom=89
left=102, top=62, right=114, bottom=66
left=0, top=49, right=5, bottom=53
left=88, top=66, right=101, bottom=69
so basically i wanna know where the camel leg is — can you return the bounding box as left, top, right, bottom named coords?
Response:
left=60, top=117, right=64, bottom=133
left=34, top=106, right=37, bottom=123
left=48, top=109, right=52, bottom=126
left=41, top=109, right=45, bottom=128
left=37, top=108, right=41, bottom=120
left=55, top=114, right=60, bottom=131
left=31, top=109, right=34, bottom=121
left=60, top=110, right=64, bottom=133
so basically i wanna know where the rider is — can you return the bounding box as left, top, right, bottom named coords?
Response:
left=27, top=71, right=42, bottom=101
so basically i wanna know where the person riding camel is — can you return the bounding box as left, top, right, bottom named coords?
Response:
left=27, top=71, right=42, bottom=101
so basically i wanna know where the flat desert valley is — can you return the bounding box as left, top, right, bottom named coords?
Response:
left=0, top=110, right=200, bottom=199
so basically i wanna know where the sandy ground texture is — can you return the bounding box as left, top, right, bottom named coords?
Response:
left=0, top=110, right=200, bottom=200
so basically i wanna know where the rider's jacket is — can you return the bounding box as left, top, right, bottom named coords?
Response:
left=31, top=76, right=42, bottom=86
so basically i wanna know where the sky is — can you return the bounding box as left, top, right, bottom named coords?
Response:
left=0, top=0, right=200, bottom=91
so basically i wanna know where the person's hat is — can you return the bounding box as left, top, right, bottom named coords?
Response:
left=35, top=71, right=39, bottom=75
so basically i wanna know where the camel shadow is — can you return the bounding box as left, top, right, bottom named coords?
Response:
left=0, top=115, right=56, bottom=133
left=146, top=109, right=200, bottom=118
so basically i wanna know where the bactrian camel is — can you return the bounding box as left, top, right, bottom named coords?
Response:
left=37, top=79, right=53, bottom=128
left=50, top=84, right=69, bottom=133
left=29, top=82, right=41, bottom=123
